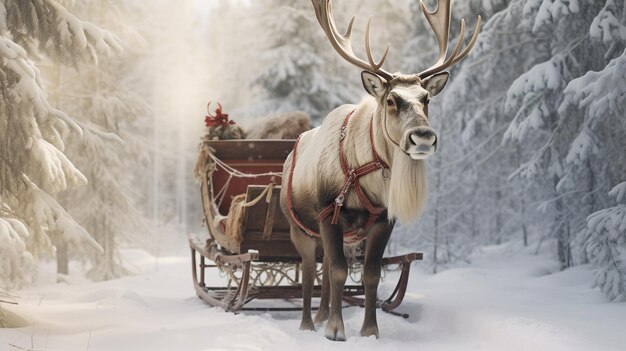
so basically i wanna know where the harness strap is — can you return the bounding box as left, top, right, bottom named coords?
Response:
left=319, top=110, right=389, bottom=225
left=287, top=109, right=391, bottom=242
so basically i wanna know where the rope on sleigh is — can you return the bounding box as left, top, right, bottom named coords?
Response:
left=206, top=149, right=283, bottom=179
left=194, top=143, right=283, bottom=205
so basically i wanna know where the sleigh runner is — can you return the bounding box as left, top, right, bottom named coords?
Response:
left=191, top=138, right=422, bottom=315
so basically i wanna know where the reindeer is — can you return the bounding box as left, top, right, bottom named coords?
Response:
left=279, top=0, right=481, bottom=341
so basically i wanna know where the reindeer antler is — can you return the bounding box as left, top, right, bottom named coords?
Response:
left=417, top=0, right=481, bottom=79
left=311, top=0, right=393, bottom=81
left=312, top=0, right=481, bottom=81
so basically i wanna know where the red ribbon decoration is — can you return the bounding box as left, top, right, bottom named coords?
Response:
left=205, top=102, right=236, bottom=127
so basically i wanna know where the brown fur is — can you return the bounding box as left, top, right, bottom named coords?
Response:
left=204, top=124, right=246, bottom=141
left=246, top=111, right=312, bottom=139
left=390, top=73, right=422, bottom=86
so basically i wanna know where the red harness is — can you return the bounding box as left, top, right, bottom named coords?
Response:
left=287, top=110, right=391, bottom=243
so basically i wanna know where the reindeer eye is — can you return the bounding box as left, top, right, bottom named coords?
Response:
left=386, top=98, right=394, bottom=107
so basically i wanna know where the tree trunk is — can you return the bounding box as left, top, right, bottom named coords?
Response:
left=56, top=242, right=69, bottom=275
left=51, top=65, right=69, bottom=278
left=553, top=175, right=572, bottom=270
left=495, top=175, right=502, bottom=244
left=516, top=146, right=528, bottom=247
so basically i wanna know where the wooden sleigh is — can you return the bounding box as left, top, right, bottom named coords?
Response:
left=190, top=139, right=422, bottom=316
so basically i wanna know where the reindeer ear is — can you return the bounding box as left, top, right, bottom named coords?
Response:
left=423, top=72, right=449, bottom=97
left=361, top=71, right=389, bottom=100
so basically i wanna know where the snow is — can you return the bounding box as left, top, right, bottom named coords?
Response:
left=503, top=54, right=569, bottom=142
left=579, top=182, right=626, bottom=302
left=565, top=127, right=598, bottom=165
left=507, top=56, right=564, bottom=109
left=562, top=49, right=626, bottom=122
left=609, top=182, right=626, bottom=204
left=530, top=0, right=580, bottom=32
left=0, top=218, right=34, bottom=284
left=32, top=138, right=87, bottom=192
left=47, top=0, right=123, bottom=58
left=590, top=0, right=626, bottom=44
left=2, top=241, right=626, bottom=351
left=27, top=186, right=101, bottom=253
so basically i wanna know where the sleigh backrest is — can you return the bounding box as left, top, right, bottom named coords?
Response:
left=202, top=139, right=304, bottom=260
left=205, top=139, right=293, bottom=213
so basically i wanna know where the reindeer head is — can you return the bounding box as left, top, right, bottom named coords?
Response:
left=312, top=0, right=481, bottom=160
left=361, top=72, right=448, bottom=159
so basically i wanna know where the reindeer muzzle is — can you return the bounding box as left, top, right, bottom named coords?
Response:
left=405, top=127, right=437, bottom=160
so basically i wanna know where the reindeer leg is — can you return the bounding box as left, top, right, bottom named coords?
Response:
left=360, top=220, right=393, bottom=338
left=290, top=226, right=317, bottom=331
left=320, top=220, right=348, bottom=341
left=314, top=253, right=330, bottom=326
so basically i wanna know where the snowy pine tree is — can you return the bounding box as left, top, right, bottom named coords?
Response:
left=247, top=0, right=358, bottom=120
left=211, top=0, right=411, bottom=122
left=0, top=0, right=120, bottom=286
left=395, top=0, right=510, bottom=268
left=503, top=0, right=622, bottom=269
left=45, top=0, right=153, bottom=281
left=578, top=182, right=626, bottom=301
left=394, top=0, right=625, bottom=278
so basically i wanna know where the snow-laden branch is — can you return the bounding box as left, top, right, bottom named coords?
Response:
left=0, top=217, right=35, bottom=286
left=609, top=182, right=626, bottom=203
left=590, top=0, right=626, bottom=45
left=579, top=182, right=626, bottom=301
left=0, top=35, right=82, bottom=134
left=3, top=0, right=123, bottom=64
left=561, top=49, right=626, bottom=122
left=26, top=182, right=103, bottom=254
left=525, top=0, right=581, bottom=33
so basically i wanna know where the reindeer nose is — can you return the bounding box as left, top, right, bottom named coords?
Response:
left=409, top=127, right=437, bottom=148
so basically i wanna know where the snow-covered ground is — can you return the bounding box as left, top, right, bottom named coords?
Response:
left=2, top=241, right=625, bottom=351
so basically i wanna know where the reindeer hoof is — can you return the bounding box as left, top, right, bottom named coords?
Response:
left=359, top=325, right=380, bottom=338
left=299, top=318, right=315, bottom=331
left=325, top=318, right=346, bottom=341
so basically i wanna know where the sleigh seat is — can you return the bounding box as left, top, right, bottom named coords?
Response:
left=209, top=184, right=302, bottom=259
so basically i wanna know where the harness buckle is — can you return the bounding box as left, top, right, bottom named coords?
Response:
left=339, top=125, right=348, bottom=141
left=381, top=168, right=391, bottom=179
left=335, top=194, right=345, bottom=207
left=376, top=162, right=391, bottom=179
